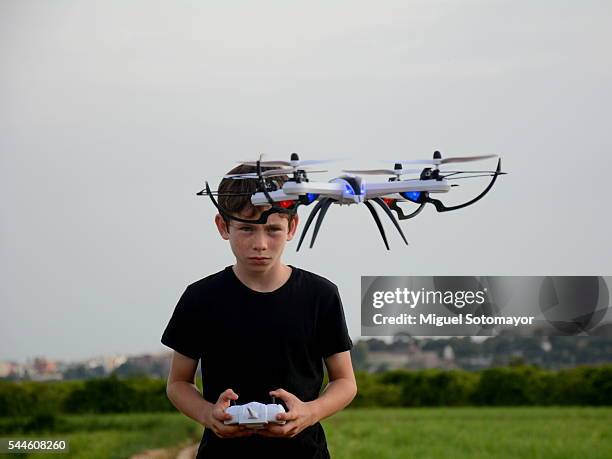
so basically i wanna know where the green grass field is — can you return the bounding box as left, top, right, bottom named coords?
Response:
left=0, top=413, right=200, bottom=458
left=1, top=408, right=611, bottom=458
left=325, top=408, right=612, bottom=459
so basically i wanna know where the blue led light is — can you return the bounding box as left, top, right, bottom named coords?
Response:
left=306, top=193, right=318, bottom=203
left=345, top=184, right=354, bottom=195
left=400, top=191, right=421, bottom=202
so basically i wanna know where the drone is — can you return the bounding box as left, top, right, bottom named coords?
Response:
left=198, top=151, right=506, bottom=250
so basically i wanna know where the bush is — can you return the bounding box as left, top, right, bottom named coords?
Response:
left=472, top=366, right=540, bottom=405
left=554, top=365, right=612, bottom=405
left=377, top=369, right=478, bottom=407
left=0, top=380, right=80, bottom=418
left=351, top=372, right=402, bottom=407
left=63, top=375, right=173, bottom=414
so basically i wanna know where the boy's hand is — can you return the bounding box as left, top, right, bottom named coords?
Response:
left=258, top=388, right=318, bottom=438
left=204, top=388, right=255, bottom=439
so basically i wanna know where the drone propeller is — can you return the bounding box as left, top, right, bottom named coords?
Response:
left=342, top=168, right=423, bottom=176
left=224, top=168, right=327, bottom=179
left=376, top=170, right=504, bottom=182
left=238, top=157, right=338, bottom=168
left=387, top=154, right=497, bottom=166
left=439, top=154, right=497, bottom=164
left=197, top=190, right=254, bottom=196
left=444, top=172, right=507, bottom=180
left=240, top=159, right=335, bottom=167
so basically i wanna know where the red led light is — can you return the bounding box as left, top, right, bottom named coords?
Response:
left=278, top=200, right=295, bottom=209
left=382, top=198, right=395, bottom=206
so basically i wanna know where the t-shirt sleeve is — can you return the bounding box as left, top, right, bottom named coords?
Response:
left=161, top=286, right=201, bottom=360
left=316, top=284, right=353, bottom=359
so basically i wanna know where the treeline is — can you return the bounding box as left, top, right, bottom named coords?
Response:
left=352, top=335, right=612, bottom=371
left=1, top=366, right=611, bottom=419
left=353, top=365, right=612, bottom=407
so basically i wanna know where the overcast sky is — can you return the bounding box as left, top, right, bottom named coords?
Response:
left=1, top=1, right=611, bottom=362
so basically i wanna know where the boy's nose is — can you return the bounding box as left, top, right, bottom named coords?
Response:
left=252, top=231, right=268, bottom=251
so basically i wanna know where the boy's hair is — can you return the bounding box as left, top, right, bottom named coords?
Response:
left=218, top=164, right=293, bottom=227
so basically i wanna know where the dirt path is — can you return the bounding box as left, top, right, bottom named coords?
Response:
left=176, top=444, right=198, bottom=459
left=130, top=443, right=198, bottom=459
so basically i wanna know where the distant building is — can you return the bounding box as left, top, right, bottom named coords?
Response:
left=364, top=340, right=456, bottom=371
left=367, top=351, right=410, bottom=371
left=0, top=361, right=18, bottom=378
left=33, top=357, right=57, bottom=374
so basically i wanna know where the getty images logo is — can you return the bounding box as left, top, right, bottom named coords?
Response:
left=372, top=287, right=487, bottom=309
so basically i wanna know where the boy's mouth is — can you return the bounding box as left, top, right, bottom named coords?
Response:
left=248, top=256, right=270, bottom=262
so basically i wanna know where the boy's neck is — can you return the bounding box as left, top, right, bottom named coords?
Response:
left=232, top=261, right=292, bottom=293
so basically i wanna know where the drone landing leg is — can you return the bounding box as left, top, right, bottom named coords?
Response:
left=296, top=199, right=326, bottom=251
left=372, top=198, right=409, bottom=246
left=309, top=198, right=335, bottom=249
left=364, top=201, right=390, bottom=250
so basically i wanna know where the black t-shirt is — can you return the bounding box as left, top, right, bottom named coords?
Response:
left=161, top=265, right=352, bottom=459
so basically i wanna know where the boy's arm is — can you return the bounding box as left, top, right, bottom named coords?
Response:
left=166, top=351, right=254, bottom=439
left=310, top=350, right=357, bottom=422
left=166, top=351, right=208, bottom=425
left=262, top=350, right=357, bottom=438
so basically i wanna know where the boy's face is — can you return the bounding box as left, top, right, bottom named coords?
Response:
left=215, top=207, right=299, bottom=272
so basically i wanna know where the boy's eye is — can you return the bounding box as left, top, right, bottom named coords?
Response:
left=239, top=226, right=253, bottom=232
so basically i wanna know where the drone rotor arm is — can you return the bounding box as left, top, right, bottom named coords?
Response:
left=282, top=181, right=345, bottom=199
left=364, top=181, right=451, bottom=200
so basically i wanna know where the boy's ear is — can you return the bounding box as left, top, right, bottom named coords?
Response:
left=286, top=214, right=299, bottom=241
left=214, top=214, right=230, bottom=240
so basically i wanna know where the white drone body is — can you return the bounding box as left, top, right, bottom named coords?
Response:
left=224, top=401, right=286, bottom=429
left=251, top=175, right=451, bottom=206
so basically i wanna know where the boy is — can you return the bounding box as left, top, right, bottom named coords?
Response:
left=161, top=165, right=357, bottom=458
